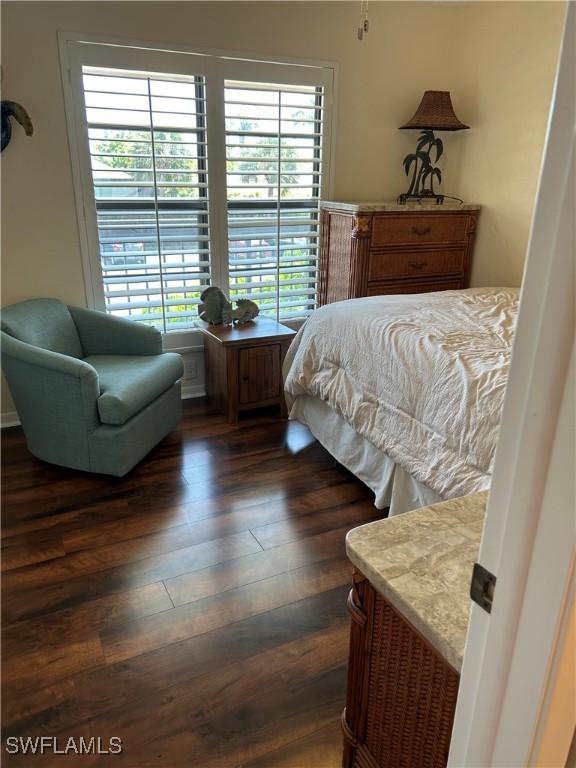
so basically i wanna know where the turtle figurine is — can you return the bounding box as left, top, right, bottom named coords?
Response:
left=198, top=287, right=259, bottom=326
left=229, top=298, right=259, bottom=325
left=198, top=287, right=233, bottom=325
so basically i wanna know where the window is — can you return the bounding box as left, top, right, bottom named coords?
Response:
left=63, top=39, right=334, bottom=334
left=83, top=68, right=209, bottom=332
left=225, top=81, right=324, bottom=320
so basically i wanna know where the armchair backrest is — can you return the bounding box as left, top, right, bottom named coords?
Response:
left=1, top=298, right=83, bottom=358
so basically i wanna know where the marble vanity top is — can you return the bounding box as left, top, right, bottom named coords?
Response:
left=320, top=200, right=481, bottom=213
left=346, top=492, right=488, bottom=672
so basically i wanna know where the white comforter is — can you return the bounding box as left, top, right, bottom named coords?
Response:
left=284, top=288, right=519, bottom=499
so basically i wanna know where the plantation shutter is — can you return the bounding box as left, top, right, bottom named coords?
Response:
left=82, top=66, right=210, bottom=331
left=224, top=80, right=325, bottom=320
left=69, top=41, right=334, bottom=333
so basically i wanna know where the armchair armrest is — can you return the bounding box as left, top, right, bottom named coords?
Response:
left=68, top=306, right=163, bottom=357
left=1, top=331, right=100, bottom=429
left=2, top=332, right=98, bottom=382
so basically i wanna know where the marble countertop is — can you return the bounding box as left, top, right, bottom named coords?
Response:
left=320, top=200, right=480, bottom=213
left=346, top=492, right=488, bottom=671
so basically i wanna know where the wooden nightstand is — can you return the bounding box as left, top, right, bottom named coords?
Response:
left=199, top=317, right=296, bottom=423
left=318, top=200, right=481, bottom=304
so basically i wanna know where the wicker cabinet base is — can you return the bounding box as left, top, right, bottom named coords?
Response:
left=342, top=572, right=460, bottom=768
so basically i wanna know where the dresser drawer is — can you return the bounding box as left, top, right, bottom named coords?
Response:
left=367, top=277, right=464, bottom=296
left=369, top=248, right=465, bottom=280
left=372, top=215, right=469, bottom=246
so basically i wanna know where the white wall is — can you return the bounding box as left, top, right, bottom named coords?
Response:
left=441, top=1, right=567, bottom=287
left=0, top=1, right=565, bottom=421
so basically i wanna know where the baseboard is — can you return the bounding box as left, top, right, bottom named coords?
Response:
left=1, top=411, right=21, bottom=428
left=1, top=384, right=207, bottom=429
left=181, top=382, right=206, bottom=400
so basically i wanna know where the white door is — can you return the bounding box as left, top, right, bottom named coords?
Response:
left=448, top=3, right=575, bottom=766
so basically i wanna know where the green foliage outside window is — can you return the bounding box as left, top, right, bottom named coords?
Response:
left=95, top=118, right=316, bottom=325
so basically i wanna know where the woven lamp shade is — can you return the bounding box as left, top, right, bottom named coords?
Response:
left=400, top=91, right=469, bottom=131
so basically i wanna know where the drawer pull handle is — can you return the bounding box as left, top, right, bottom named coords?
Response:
left=347, top=588, right=367, bottom=626
left=412, top=226, right=432, bottom=236
left=409, top=260, right=428, bottom=270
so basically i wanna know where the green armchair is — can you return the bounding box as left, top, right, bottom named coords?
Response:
left=1, top=298, right=183, bottom=476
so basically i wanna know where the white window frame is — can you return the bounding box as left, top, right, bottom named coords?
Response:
left=59, top=32, right=337, bottom=349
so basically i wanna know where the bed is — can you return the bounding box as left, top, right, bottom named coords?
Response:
left=283, top=288, right=519, bottom=516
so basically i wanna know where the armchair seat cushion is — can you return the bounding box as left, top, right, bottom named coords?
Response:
left=86, top=353, right=184, bottom=426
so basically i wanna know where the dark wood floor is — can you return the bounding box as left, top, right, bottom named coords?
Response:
left=1, top=400, right=381, bottom=767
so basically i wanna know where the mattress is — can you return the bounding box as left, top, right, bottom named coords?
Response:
left=284, top=288, right=519, bottom=501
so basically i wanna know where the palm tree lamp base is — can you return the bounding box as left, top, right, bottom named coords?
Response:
left=397, top=192, right=445, bottom=205
left=398, top=91, right=469, bottom=206
left=400, top=129, right=445, bottom=201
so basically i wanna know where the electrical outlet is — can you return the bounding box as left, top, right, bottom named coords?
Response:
left=184, top=360, right=198, bottom=380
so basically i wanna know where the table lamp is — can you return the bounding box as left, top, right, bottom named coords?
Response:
left=398, top=90, right=469, bottom=204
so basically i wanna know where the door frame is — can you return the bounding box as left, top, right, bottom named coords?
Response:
left=448, top=4, right=574, bottom=766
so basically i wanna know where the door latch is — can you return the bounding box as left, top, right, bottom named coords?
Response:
left=470, top=562, right=497, bottom=613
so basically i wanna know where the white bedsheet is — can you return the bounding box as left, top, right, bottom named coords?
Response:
left=284, top=288, right=519, bottom=500
left=291, top=395, right=443, bottom=515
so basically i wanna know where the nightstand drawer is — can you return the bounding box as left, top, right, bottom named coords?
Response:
left=367, top=277, right=464, bottom=296
left=372, top=215, right=469, bottom=246
left=369, top=248, right=466, bottom=280
left=239, top=344, right=281, bottom=405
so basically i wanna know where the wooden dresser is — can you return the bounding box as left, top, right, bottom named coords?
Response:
left=343, top=493, right=488, bottom=768
left=318, top=201, right=480, bottom=305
